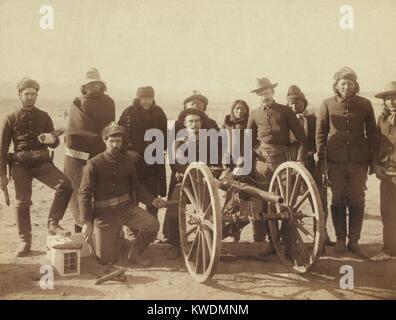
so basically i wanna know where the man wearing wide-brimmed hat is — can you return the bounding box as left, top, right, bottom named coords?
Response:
left=64, top=67, right=115, bottom=233
left=316, top=67, right=377, bottom=259
left=0, top=78, right=73, bottom=256
left=370, top=82, right=396, bottom=261
left=163, top=107, right=222, bottom=259
left=247, top=77, right=308, bottom=256
left=174, top=90, right=219, bottom=132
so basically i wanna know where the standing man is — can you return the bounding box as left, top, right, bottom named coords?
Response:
left=64, top=68, right=115, bottom=232
left=0, top=78, right=73, bottom=257
left=118, top=86, right=167, bottom=220
left=316, top=67, right=377, bottom=258
left=371, top=82, right=396, bottom=260
left=247, top=77, right=308, bottom=255
left=286, top=85, right=334, bottom=246
left=78, top=122, right=165, bottom=266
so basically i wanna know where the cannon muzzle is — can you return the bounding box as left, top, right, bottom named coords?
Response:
left=217, top=177, right=284, bottom=204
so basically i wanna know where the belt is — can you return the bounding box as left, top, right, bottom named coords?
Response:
left=15, top=149, right=49, bottom=158
left=94, top=194, right=131, bottom=208
left=65, top=147, right=90, bottom=161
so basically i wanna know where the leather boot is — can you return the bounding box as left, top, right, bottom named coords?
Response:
left=128, top=245, right=153, bottom=267
left=331, top=205, right=347, bottom=253
left=16, top=241, right=31, bottom=257
left=15, top=205, right=32, bottom=256
left=347, top=206, right=368, bottom=259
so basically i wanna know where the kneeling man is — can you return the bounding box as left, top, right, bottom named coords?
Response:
left=78, top=122, right=165, bottom=266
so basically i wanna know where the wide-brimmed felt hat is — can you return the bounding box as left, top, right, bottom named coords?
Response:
left=82, top=67, right=105, bottom=86
left=375, top=81, right=396, bottom=99
left=177, top=107, right=207, bottom=124
left=250, top=77, right=278, bottom=94
left=183, top=90, right=208, bottom=108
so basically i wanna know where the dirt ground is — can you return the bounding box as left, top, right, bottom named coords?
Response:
left=0, top=149, right=395, bottom=300
left=0, top=103, right=395, bottom=300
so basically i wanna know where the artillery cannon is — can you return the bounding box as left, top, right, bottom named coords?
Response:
left=177, top=161, right=325, bottom=282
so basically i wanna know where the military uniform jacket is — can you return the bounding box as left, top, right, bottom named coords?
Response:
left=373, top=111, right=396, bottom=168
left=78, top=151, right=154, bottom=223
left=316, top=95, right=377, bottom=164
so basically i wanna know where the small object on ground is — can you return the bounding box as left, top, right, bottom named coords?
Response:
left=370, top=252, right=391, bottom=262
left=52, top=243, right=83, bottom=250
left=94, top=269, right=126, bottom=285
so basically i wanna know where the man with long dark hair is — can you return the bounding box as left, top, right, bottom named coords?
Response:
left=316, top=67, right=377, bottom=258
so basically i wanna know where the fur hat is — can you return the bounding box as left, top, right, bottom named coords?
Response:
left=136, top=86, right=155, bottom=98
left=17, top=77, right=40, bottom=92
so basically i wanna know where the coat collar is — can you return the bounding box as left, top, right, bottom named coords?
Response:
left=259, top=100, right=276, bottom=110
left=335, top=94, right=359, bottom=103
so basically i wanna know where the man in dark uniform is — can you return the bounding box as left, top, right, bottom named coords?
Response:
left=247, top=77, right=308, bottom=255
left=371, top=82, right=396, bottom=260
left=0, top=78, right=73, bottom=257
left=164, top=108, right=222, bottom=259
left=316, top=67, right=377, bottom=258
left=163, top=91, right=220, bottom=244
left=78, top=122, right=165, bottom=266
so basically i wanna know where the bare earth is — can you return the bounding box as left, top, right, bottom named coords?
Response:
left=0, top=101, right=395, bottom=300
left=0, top=147, right=395, bottom=300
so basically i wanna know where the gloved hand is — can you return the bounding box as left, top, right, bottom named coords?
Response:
left=0, top=175, right=8, bottom=188
left=374, top=165, right=388, bottom=181
left=38, top=133, right=56, bottom=145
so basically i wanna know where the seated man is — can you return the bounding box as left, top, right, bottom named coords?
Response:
left=78, top=122, right=165, bottom=266
left=164, top=108, right=222, bottom=259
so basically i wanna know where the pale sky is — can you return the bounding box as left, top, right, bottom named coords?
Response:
left=0, top=0, right=395, bottom=96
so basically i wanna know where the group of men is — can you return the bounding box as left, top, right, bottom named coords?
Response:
left=0, top=66, right=395, bottom=267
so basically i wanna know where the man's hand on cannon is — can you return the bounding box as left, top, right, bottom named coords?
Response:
left=152, top=196, right=167, bottom=209
left=374, top=165, right=388, bottom=181
left=82, top=221, right=94, bottom=242
left=175, top=172, right=184, bottom=182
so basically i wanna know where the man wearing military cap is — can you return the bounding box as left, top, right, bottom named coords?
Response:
left=316, top=67, right=377, bottom=258
left=78, top=122, right=165, bottom=266
left=371, top=82, right=396, bottom=260
left=0, top=78, right=73, bottom=257
left=247, top=77, right=308, bottom=255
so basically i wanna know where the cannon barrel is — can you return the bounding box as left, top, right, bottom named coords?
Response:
left=217, top=177, right=284, bottom=204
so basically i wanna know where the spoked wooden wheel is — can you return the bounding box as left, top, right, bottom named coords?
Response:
left=268, top=161, right=325, bottom=274
left=179, top=163, right=222, bottom=283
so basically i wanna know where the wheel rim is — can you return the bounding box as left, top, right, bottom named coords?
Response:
left=179, top=163, right=222, bottom=283
left=268, top=161, right=325, bottom=273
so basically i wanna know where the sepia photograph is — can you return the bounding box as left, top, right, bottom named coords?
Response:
left=0, top=0, right=395, bottom=306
